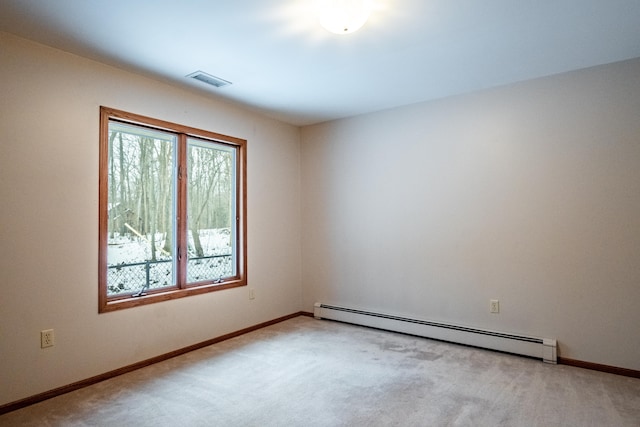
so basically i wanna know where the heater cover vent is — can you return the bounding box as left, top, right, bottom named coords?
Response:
left=187, top=71, right=232, bottom=88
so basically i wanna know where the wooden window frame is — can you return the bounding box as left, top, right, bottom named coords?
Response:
left=98, top=107, right=247, bottom=313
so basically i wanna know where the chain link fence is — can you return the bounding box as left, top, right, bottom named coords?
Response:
left=107, top=254, right=232, bottom=296
left=187, top=255, right=233, bottom=283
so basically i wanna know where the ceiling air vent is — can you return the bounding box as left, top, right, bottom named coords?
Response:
left=186, top=70, right=232, bottom=88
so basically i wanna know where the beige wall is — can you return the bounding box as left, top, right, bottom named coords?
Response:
left=301, top=58, right=640, bottom=371
left=0, top=32, right=302, bottom=405
left=2, top=28, right=640, bottom=407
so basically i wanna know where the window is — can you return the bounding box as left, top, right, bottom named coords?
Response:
left=99, top=107, right=246, bottom=312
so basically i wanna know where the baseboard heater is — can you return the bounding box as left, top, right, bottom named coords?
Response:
left=314, top=303, right=557, bottom=364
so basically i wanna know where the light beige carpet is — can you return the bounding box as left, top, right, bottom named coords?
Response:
left=2, top=316, right=639, bottom=426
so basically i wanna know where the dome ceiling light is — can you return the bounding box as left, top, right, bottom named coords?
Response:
left=316, top=0, right=372, bottom=35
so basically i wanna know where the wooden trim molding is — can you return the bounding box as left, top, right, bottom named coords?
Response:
left=98, top=106, right=248, bottom=313
left=0, top=312, right=306, bottom=415
left=558, top=357, right=640, bottom=379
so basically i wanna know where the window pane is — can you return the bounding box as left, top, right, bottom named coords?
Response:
left=187, top=138, right=236, bottom=283
left=106, top=122, right=176, bottom=296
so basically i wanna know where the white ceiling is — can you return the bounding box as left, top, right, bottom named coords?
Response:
left=1, top=0, right=640, bottom=126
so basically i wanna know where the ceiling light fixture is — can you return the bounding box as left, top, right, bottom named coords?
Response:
left=316, top=0, right=372, bottom=35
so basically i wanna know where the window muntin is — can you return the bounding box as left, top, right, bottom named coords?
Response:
left=99, top=107, right=246, bottom=312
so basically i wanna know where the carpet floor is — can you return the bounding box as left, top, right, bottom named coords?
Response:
left=1, top=316, right=639, bottom=426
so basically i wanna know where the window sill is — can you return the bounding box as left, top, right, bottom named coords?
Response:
left=99, top=279, right=246, bottom=313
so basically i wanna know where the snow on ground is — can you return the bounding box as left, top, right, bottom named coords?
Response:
left=108, top=228, right=231, bottom=265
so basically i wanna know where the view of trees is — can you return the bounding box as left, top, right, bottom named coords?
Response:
left=106, top=122, right=234, bottom=293
left=107, top=123, right=175, bottom=262
left=187, top=140, right=234, bottom=259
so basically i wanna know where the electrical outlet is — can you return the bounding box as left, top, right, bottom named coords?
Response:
left=41, top=329, right=55, bottom=348
left=249, top=288, right=255, bottom=300
left=490, top=300, right=500, bottom=314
